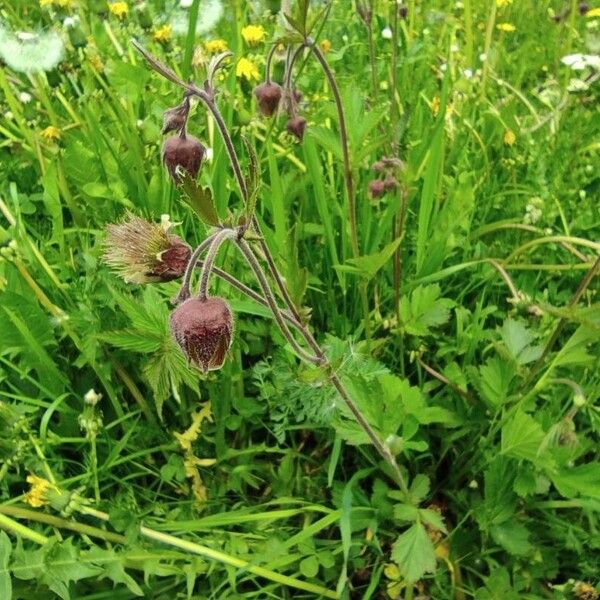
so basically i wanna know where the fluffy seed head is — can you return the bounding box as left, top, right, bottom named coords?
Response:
left=103, top=212, right=191, bottom=283
left=162, top=134, right=206, bottom=183
left=170, top=297, right=233, bottom=373
left=286, top=116, right=307, bottom=141
left=254, top=82, right=282, bottom=116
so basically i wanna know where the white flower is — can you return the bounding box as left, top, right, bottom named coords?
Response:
left=450, top=43, right=459, bottom=52
left=561, top=53, right=600, bottom=70
left=63, top=16, right=78, bottom=28
left=18, top=91, right=32, bottom=103
left=567, top=78, right=590, bottom=92
left=463, top=68, right=474, bottom=78
left=84, top=389, right=102, bottom=406
left=0, top=23, right=64, bottom=73
left=180, top=0, right=194, bottom=6
left=479, top=52, right=487, bottom=62
left=381, top=26, right=393, bottom=39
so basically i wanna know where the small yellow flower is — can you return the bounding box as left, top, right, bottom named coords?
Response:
left=153, top=25, right=172, bottom=43
left=41, top=125, right=61, bottom=141
left=503, top=129, right=516, bottom=146
left=108, top=1, right=128, bottom=19
left=496, top=0, right=513, bottom=7
left=88, top=54, right=104, bottom=72
left=431, top=96, right=440, bottom=116
left=241, top=24, right=266, bottom=46
left=586, top=8, right=600, bottom=17
left=320, top=39, right=332, bottom=54
left=236, top=57, right=260, bottom=81
left=496, top=22, right=516, bottom=32
left=24, top=474, right=56, bottom=508
left=204, top=38, right=228, bottom=53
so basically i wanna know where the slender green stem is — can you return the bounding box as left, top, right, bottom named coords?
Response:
left=198, top=228, right=237, bottom=300
left=0, top=512, right=49, bottom=545
left=182, top=0, right=200, bottom=80
left=176, top=233, right=217, bottom=303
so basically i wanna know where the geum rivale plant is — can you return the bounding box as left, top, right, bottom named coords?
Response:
left=103, top=34, right=413, bottom=495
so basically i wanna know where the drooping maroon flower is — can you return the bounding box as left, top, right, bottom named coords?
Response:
left=162, top=134, right=206, bottom=183
left=383, top=175, right=399, bottom=191
left=286, top=116, right=307, bottom=141
left=170, top=297, right=234, bottom=373
left=368, top=179, right=386, bottom=199
left=103, top=212, right=191, bottom=283
left=254, top=82, right=282, bottom=117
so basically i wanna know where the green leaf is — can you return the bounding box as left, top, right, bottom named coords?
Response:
left=409, top=474, right=431, bottom=504
left=98, top=329, right=163, bottom=354
left=399, top=284, right=454, bottom=337
left=419, top=508, right=447, bottom=533
left=475, top=357, right=515, bottom=407
left=501, top=410, right=545, bottom=463
left=299, top=555, right=319, bottom=578
left=180, top=173, right=220, bottom=226
left=334, top=238, right=402, bottom=280
left=393, top=504, right=419, bottom=523
left=478, top=457, right=516, bottom=527
left=241, top=136, right=260, bottom=221
left=391, top=522, right=437, bottom=583
left=500, top=319, right=542, bottom=366
left=490, top=520, right=532, bottom=556
left=0, top=532, right=11, bottom=600
left=551, top=463, right=600, bottom=500
left=474, top=568, right=520, bottom=600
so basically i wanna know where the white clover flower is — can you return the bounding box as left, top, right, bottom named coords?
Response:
left=0, top=23, right=65, bottom=73
left=170, top=0, right=223, bottom=36
left=561, top=53, right=600, bottom=70
left=18, top=91, right=32, bottom=104
left=524, top=197, right=544, bottom=225
left=84, top=389, right=102, bottom=406
left=463, top=68, right=474, bottom=78
left=63, top=16, right=79, bottom=28
left=381, top=26, right=393, bottom=39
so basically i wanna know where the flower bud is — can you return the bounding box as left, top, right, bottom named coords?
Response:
left=371, top=160, right=385, bottom=172
left=368, top=179, right=386, bottom=198
left=579, top=2, right=589, bottom=15
left=254, top=82, right=282, bottom=117
left=162, top=134, right=206, bottom=183
left=399, top=5, right=408, bottom=19
left=286, top=116, right=307, bottom=141
left=162, top=101, right=189, bottom=134
left=170, top=297, right=234, bottom=373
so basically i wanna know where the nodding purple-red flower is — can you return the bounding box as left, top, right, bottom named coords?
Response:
left=162, top=133, right=206, bottom=183
left=170, top=297, right=234, bottom=373
left=103, top=212, right=191, bottom=284
left=286, top=116, right=307, bottom=141
left=253, top=81, right=282, bottom=117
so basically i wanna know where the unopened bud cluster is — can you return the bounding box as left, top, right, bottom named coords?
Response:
left=369, top=157, right=404, bottom=199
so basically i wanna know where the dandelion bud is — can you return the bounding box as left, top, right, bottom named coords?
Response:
left=399, top=5, right=408, bottom=19
left=162, top=134, right=205, bottom=183
left=383, top=175, right=398, bottom=191
left=368, top=179, right=386, bottom=198
left=254, top=81, right=282, bottom=117
left=170, top=297, right=234, bottom=373
left=104, top=212, right=192, bottom=284
left=286, top=116, right=307, bottom=141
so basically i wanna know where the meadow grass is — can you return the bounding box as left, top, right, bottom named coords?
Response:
left=0, top=1, right=599, bottom=598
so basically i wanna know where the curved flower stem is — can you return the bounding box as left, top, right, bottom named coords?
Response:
left=197, top=228, right=237, bottom=300
left=265, top=43, right=278, bottom=84
left=236, top=238, right=321, bottom=365
left=176, top=233, right=218, bottom=304
left=306, top=39, right=358, bottom=257
left=194, top=261, right=301, bottom=330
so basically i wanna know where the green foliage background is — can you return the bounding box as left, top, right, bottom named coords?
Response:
left=0, top=0, right=599, bottom=598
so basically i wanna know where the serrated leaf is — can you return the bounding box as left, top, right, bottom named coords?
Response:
left=475, top=357, right=515, bottom=407
left=501, top=410, right=545, bottom=463
left=551, top=463, right=600, bottom=500
left=393, top=504, right=419, bottom=523
left=99, top=329, right=162, bottom=354
left=419, top=508, right=447, bottom=533
left=478, top=457, right=516, bottom=527
left=180, top=173, right=220, bottom=226
left=500, top=319, right=542, bottom=365
left=409, top=474, right=431, bottom=504
left=490, top=520, right=532, bottom=556
left=391, top=522, right=437, bottom=583
left=399, top=284, right=454, bottom=337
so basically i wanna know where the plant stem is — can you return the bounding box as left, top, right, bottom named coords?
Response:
left=198, top=228, right=237, bottom=299
left=307, top=40, right=358, bottom=257
left=176, top=232, right=217, bottom=303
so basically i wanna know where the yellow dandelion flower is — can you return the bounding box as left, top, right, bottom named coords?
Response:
left=41, top=125, right=61, bottom=141
left=204, top=38, right=228, bottom=53
left=496, top=22, right=516, bottom=32
left=586, top=8, right=600, bottom=17
left=236, top=57, right=260, bottom=81
left=24, top=474, right=56, bottom=508
left=320, top=39, right=332, bottom=53
left=108, top=1, right=128, bottom=19
left=496, top=0, right=513, bottom=7
left=153, top=25, right=172, bottom=43
left=503, top=129, right=516, bottom=146
left=241, top=24, right=266, bottom=46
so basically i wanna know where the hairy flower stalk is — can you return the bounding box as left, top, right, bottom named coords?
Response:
left=132, top=41, right=408, bottom=493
